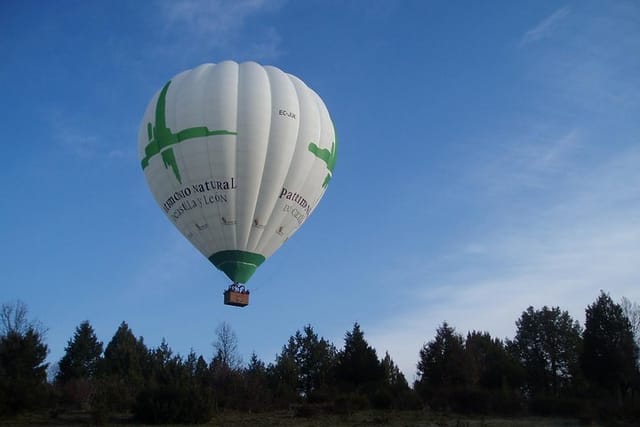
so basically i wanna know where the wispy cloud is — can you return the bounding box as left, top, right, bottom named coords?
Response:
left=520, top=3, right=640, bottom=115
left=48, top=110, right=135, bottom=162
left=368, top=88, right=640, bottom=378
left=520, top=6, right=571, bottom=46
left=164, top=0, right=267, bottom=37
left=126, top=232, right=205, bottom=301
left=48, top=109, right=101, bottom=159
left=472, top=126, right=584, bottom=197
left=158, top=0, right=284, bottom=61
left=55, top=127, right=101, bottom=159
left=369, top=145, right=640, bottom=380
left=108, top=149, right=126, bottom=159
left=238, top=26, right=283, bottom=61
left=536, top=128, right=579, bottom=171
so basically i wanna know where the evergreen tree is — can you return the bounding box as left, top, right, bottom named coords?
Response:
left=378, top=351, right=416, bottom=410
left=381, top=351, right=408, bottom=392
left=509, top=306, right=582, bottom=397
left=56, top=320, right=103, bottom=384
left=414, top=322, right=468, bottom=408
left=581, top=291, right=639, bottom=397
left=268, top=336, right=300, bottom=407
left=465, top=331, right=524, bottom=414
left=134, top=341, right=213, bottom=424
left=101, top=321, right=147, bottom=378
left=0, top=329, right=50, bottom=415
left=242, top=352, right=271, bottom=411
left=465, top=331, right=521, bottom=390
left=296, top=325, right=337, bottom=399
left=0, top=301, right=49, bottom=415
left=97, top=321, right=148, bottom=411
left=194, top=354, right=209, bottom=386
left=268, top=325, right=337, bottom=404
left=335, top=322, right=384, bottom=394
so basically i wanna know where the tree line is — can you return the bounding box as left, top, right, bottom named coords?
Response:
left=0, top=290, right=639, bottom=424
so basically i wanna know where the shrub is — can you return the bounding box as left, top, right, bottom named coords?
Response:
left=332, top=393, right=369, bottom=415
left=371, top=388, right=393, bottom=410
left=294, top=403, right=319, bottom=418
left=134, top=384, right=213, bottom=424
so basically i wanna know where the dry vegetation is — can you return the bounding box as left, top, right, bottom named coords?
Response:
left=0, top=410, right=620, bottom=427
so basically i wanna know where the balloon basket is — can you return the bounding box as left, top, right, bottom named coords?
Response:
left=224, top=284, right=249, bottom=307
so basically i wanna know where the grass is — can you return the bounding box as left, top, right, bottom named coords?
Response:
left=207, top=410, right=602, bottom=427
left=0, top=409, right=616, bottom=427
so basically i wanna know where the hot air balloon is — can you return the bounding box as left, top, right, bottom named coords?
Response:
left=138, top=61, right=337, bottom=307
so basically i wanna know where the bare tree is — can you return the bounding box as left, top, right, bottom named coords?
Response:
left=621, top=296, right=640, bottom=359
left=212, top=321, right=242, bottom=369
left=1, top=300, right=45, bottom=337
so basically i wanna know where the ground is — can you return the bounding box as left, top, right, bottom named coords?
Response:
left=1, top=409, right=623, bottom=427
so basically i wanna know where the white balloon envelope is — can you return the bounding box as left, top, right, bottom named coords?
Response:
left=138, top=61, right=336, bottom=294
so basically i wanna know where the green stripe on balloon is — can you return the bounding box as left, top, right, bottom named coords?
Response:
left=209, top=250, right=266, bottom=284
left=141, top=80, right=237, bottom=183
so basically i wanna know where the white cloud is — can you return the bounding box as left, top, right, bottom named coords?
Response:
left=125, top=230, right=205, bottom=301
left=163, top=0, right=267, bottom=37
left=520, top=6, right=571, bottom=46
left=56, top=128, right=100, bottom=159
left=49, top=111, right=101, bottom=159
left=519, top=3, right=640, bottom=115
left=537, top=128, right=579, bottom=171
left=372, top=229, right=640, bottom=383
left=107, top=149, right=125, bottom=159
left=240, top=26, right=283, bottom=61
left=48, top=111, right=134, bottom=162
left=369, top=143, right=640, bottom=381
left=473, top=127, right=584, bottom=196
left=159, top=0, right=283, bottom=60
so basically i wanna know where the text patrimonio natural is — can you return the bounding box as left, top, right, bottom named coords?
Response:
left=140, top=81, right=237, bottom=183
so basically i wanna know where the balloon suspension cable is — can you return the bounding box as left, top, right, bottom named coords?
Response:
left=227, top=282, right=250, bottom=294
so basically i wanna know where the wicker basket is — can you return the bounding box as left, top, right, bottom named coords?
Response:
left=224, top=289, right=249, bottom=307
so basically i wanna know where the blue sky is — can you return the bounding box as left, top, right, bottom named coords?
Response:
left=2, top=0, right=639, bottom=380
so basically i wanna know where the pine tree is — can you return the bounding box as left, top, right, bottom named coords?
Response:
left=335, top=322, right=384, bottom=393
left=269, top=335, right=300, bottom=406
left=414, top=322, right=468, bottom=407
left=465, top=331, right=523, bottom=391
left=377, top=351, right=414, bottom=409
left=0, top=301, right=49, bottom=415
left=56, top=320, right=103, bottom=384
left=296, top=325, right=337, bottom=399
left=243, top=352, right=271, bottom=411
left=97, top=321, right=148, bottom=411
left=581, top=291, right=639, bottom=398
left=381, top=351, right=408, bottom=392
left=268, top=325, right=337, bottom=403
